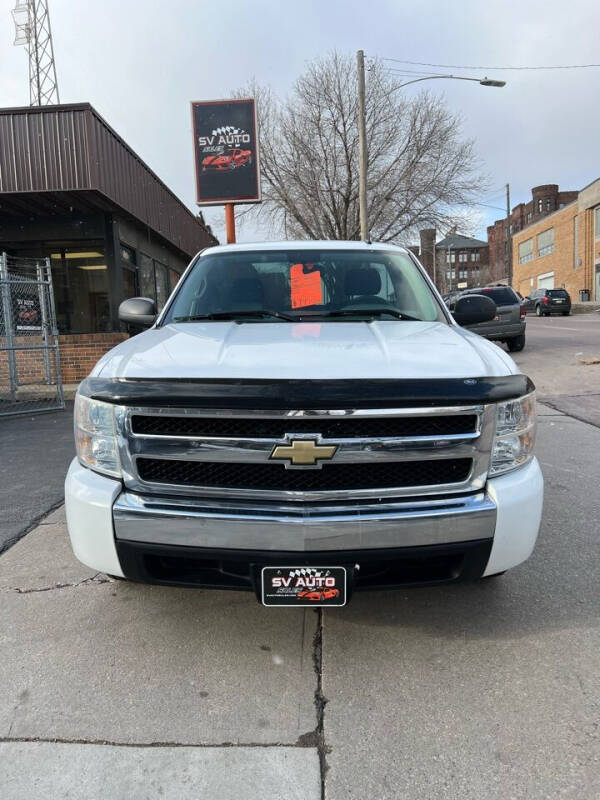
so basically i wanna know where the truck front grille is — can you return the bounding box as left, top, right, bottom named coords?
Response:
left=120, top=404, right=494, bottom=500
left=131, top=414, right=478, bottom=439
left=137, top=457, right=472, bottom=492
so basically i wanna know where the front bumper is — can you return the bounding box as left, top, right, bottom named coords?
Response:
left=64, top=457, right=543, bottom=589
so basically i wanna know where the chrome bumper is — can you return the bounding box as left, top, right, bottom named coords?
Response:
left=112, top=491, right=497, bottom=552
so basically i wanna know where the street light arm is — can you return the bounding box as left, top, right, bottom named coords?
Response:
left=393, top=74, right=505, bottom=89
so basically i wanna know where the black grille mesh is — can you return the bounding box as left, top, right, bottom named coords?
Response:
left=137, top=458, right=472, bottom=491
left=131, top=414, right=477, bottom=439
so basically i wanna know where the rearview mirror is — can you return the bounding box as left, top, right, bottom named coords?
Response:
left=452, top=294, right=496, bottom=326
left=119, top=297, right=157, bottom=328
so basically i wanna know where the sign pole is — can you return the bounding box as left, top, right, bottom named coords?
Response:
left=225, top=203, right=236, bottom=244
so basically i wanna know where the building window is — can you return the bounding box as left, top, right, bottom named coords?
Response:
left=537, top=199, right=543, bottom=213
left=470, top=250, right=480, bottom=262
left=50, top=247, right=110, bottom=334
left=574, top=215, right=579, bottom=268
left=445, top=252, right=456, bottom=263
left=458, top=252, right=468, bottom=263
left=527, top=212, right=532, bottom=223
left=446, top=269, right=451, bottom=279
left=137, top=254, right=172, bottom=311
left=459, top=268, right=467, bottom=279
left=138, top=253, right=155, bottom=299
left=154, top=261, right=169, bottom=311
left=595, top=207, right=600, bottom=239
left=537, top=228, right=554, bottom=257
left=169, top=268, right=181, bottom=291
left=545, top=198, right=552, bottom=211
left=518, top=238, right=534, bottom=264
left=120, top=244, right=136, bottom=265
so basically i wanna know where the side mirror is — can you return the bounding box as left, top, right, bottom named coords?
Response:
left=452, top=294, right=496, bottom=326
left=119, top=297, right=157, bottom=328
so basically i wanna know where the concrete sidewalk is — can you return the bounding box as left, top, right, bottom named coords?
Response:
left=0, top=507, right=322, bottom=800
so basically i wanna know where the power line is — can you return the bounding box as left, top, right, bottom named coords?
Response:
left=381, top=57, right=600, bottom=71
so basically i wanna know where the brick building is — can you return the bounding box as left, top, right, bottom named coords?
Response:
left=488, top=184, right=578, bottom=283
left=512, top=177, right=600, bottom=301
left=417, top=229, right=489, bottom=293
left=0, top=103, right=217, bottom=383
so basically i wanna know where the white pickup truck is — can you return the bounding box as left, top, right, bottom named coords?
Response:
left=65, top=241, right=543, bottom=607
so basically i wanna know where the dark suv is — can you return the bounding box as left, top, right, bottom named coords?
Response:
left=523, top=288, right=571, bottom=316
left=449, top=286, right=526, bottom=352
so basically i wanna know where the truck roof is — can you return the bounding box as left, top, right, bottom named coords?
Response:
left=199, top=240, right=410, bottom=257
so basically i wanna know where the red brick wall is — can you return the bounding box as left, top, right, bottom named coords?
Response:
left=1, top=332, right=129, bottom=388
left=58, top=333, right=129, bottom=383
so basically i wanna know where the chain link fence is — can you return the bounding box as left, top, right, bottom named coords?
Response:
left=0, top=253, right=65, bottom=416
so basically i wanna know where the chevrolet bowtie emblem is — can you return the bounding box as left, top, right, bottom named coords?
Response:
left=270, top=438, right=338, bottom=468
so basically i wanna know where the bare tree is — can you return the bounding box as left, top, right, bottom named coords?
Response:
left=236, top=53, right=487, bottom=243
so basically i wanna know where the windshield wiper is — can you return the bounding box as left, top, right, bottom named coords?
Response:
left=321, top=308, right=422, bottom=321
left=173, top=309, right=295, bottom=322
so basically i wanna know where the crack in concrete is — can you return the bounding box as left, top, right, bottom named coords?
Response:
left=312, top=608, right=329, bottom=800
left=0, top=736, right=315, bottom=749
left=0, top=573, right=111, bottom=595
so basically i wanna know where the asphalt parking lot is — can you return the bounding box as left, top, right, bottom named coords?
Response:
left=0, top=313, right=599, bottom=799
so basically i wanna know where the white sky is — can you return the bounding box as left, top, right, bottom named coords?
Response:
left=1, top=0, right=598, bottom=246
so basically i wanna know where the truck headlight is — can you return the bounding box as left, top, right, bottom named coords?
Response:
left=74, top=393, right=121, bottom=478
left=490, top=392, right=536, bottom=476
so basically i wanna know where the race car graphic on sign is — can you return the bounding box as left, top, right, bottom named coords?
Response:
left=261, top=567, right=347, bottom=607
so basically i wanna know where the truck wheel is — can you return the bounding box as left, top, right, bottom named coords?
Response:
left=507, top=334, right=525, bottom=352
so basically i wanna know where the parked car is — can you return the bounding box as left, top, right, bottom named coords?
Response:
left=202, top=148, right=252, bottom=171
left=65, top=241, right=543, bottom=605
left=448, top=286, right=526, bottom=352
left=522, top=288, right=571, bottom=316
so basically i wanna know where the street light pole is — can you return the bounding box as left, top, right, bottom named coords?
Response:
left=355, top=56, right=505, bottom=243
left=357, top=50, right=369, bottom=242
left=505, top=183, right=512, bottom=287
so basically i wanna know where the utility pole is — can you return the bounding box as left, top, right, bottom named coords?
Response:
left=357, top=50, right=369, bottom=241
left=506, top=183, right=512, bottom=286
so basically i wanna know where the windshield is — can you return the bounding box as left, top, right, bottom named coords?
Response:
left=469, top=287, right=518, bottom=305
left=164, top=249, right=445, bottom=324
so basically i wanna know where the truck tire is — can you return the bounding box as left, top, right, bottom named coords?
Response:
left=507, top=334, right=525, bottom=352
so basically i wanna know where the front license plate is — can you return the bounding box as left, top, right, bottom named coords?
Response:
left=261, top=566, right=347, bottom=607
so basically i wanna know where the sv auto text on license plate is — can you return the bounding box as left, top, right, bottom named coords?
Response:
left=261, top=566, right=347, bottom=607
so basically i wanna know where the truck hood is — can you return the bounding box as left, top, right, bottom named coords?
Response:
left=92, top=321, right=518, bottom=381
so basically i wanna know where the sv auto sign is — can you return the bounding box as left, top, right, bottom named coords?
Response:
left=191, top=98, right=261, bottom=205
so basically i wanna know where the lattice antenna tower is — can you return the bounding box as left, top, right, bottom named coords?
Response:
left=12, top=0, right=60, bottom=106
